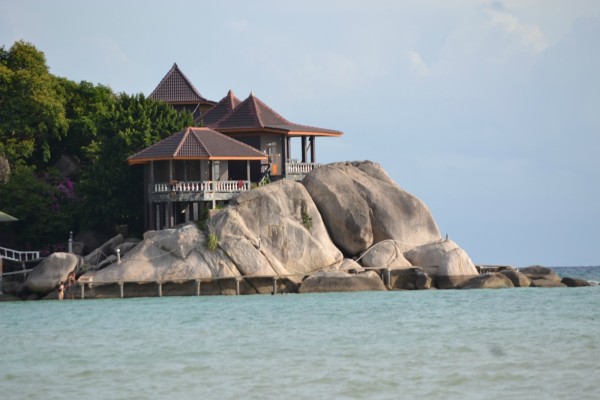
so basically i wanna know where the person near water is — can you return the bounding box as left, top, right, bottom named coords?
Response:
left=58, top=281, right=65, bottom=300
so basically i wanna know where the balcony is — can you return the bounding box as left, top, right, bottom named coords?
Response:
left=150, top=180, right=251, bottom=202
left=285, top=162, right=322, bottom=180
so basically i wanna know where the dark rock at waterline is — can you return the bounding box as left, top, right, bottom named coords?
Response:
left=388, top=267, right=432, bottom=290
left=459, top=273, right=515, bottom=289
left=499, top=269, right=532, bottom=287
left=299, top=270, right=386, bottom=293
left=530, top=278, right=566, bottom=288
left=561, top=277, right=590, bottom=287
left=520, top=265, right=561, bottom=282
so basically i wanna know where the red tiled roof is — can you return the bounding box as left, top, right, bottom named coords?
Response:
left=202, top=90, right=242, bottom=127
left=212, top=93, right=343, bottom=137
left=149, top=63, right=210, bottom=104
left=127, top=127, right=268, bottom=164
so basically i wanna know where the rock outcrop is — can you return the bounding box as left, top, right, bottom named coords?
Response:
left=211, top=180, right=343, bottom=277
left=404, top=239, right=479, bottom=289
left=299, top=270, right=386, bottom=293
left=459, top=273, right=515, bottom=289
left=83, top=180, right=344, bottom=292
left=561, top=277, right=590, bottom=287
left=520, top=266, right=565, bottom=288
left=360, top=240, right=412, bottom=269
left=303, top=161, right=441, bottom=256
left=499, top=269, right=531, bottom=287
left=25, top=253, right=79, bottom=294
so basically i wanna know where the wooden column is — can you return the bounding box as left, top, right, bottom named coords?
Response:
left=310, top=136, right=316, bottom=163
left=246, top=160, right=251, bottom=185
left=282, top=136, right=288, bottom=177
left=301, top=136, right=307, bottom=163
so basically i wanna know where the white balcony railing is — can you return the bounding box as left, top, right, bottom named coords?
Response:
left=153, top=180, right=250, bottom=194
left=0, top=247, right=40, bottom=262
left=286, top=162, right=322, bottom=174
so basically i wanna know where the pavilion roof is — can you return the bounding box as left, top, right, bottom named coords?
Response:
left=202, top=90, right=242, bottom=127
left=211, top=93, right=343, bottom=137
left=148, top=63, right=211, bottom=104
left=127, top=127, right=267, bottom=165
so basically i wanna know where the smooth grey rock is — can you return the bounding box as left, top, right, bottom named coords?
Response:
left=404, top=240, right=478, bottom=289
left=520, top=265, right=561, bottom=282
left=25, top=253, right=79, bottom=294
left=530, top=278, right=567, bottom=288
left=212, top=180, right=343, bottom=277
left=459, top=273, right=515, bottom=289
left=83, top=234, right=124, bottom=266
left=499, top=269, right=532, bottom=287
left=299, top=270, right=386, bottom=293
left=360, top=240, right=413, bottom=269
left=303, top=161, right=441, bottom=256
left=561, top=277, right=591, bottom=287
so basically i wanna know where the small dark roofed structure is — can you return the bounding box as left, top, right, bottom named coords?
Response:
left=201, top=90, right=242, bottom=128
left=210, top=92, right=342, bottom=180
left=128, top=127, right=266, bottom=164
left=149, top=63, right=216, bottom=122
left=128, top=127, right=267, bottom=230
left=212, top=93, right=342, bottom=136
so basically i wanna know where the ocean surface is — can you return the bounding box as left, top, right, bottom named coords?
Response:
left=1, top=266, right=599, bottom=400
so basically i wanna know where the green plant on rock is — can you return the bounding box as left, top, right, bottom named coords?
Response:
left=206, top=230, right=219, bottom=251
left=302, top=212, right=313, bottom=231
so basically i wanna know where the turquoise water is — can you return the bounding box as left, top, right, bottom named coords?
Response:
left=1, top=282, right=599, bottom=399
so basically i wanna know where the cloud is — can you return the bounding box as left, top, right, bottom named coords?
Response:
left=486, top=7, right=548, bottom=52
left=405, top=50, right=430, bottom=77
left=227, top=17, right=249, bottom=33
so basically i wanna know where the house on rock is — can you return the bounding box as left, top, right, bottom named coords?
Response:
left=130, top=64, right=343, bottom=230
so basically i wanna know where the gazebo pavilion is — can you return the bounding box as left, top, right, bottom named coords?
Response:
left=128, top=127, right=267, bottom=230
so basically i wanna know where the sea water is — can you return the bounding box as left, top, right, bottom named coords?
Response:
left=0, top=267, right=599, bottom=400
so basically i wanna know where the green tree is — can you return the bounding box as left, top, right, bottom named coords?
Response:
left=78, top=93, right=192, bottom=234
left=0, top=40, right=68, bottom=167
left=0, top=165, right=77, bottom=252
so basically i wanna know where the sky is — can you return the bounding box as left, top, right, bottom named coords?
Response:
left=1, top=0, right=599, bottom=266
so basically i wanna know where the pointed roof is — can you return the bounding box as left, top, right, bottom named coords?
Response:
left=202, top=90, right=242, bottom=127
left=149, top=63, right=209, bottom=104
left=212, top=93, right=342, bottom=137
left=127, top=127, right=268, bottom=165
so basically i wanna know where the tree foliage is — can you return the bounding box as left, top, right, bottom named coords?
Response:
left=0, top=40, right=193, bottom=249
left=0, top=40, right=68, bottom=167
left=78, top=93, right=192, bottom=233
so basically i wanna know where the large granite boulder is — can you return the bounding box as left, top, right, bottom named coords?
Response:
left=299, top=270, right=386, bottom=293
left=459, top=273, right=515, bottom=289
left=25, top=253, right=79, bottom=294
left=520, top=266, right=561, bottom=282
left=499, top=269, right=532, bottom=287
left=83, top=234, right=124, bottom=268
left=82, top=224, right=239, bottom=284
left=303, top=161, right=441, bottom=256
left=211, top=180, right=343, bottom=278
left=530, top=279, right=567, bottom=288
left=389, top=267, right=433, bottom=290
left=404, top=239, right=478, bottom=289
left=360, top=240, right=412, bottom=269
left=561, top=277, right=591, bottom=287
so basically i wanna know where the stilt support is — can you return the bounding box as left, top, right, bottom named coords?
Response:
left=196, top=280, right=201, bottom=296
left=80, top=283, right=85, bottom=299
left=158, top=282, right=163, bottom=297
left=272, top=277, right=278, bottom=295
left=386, top=268, right=392, bottom=289
left=235, top=278, right=241, bottom=295
left=119, top=282, right=124, bottom=298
